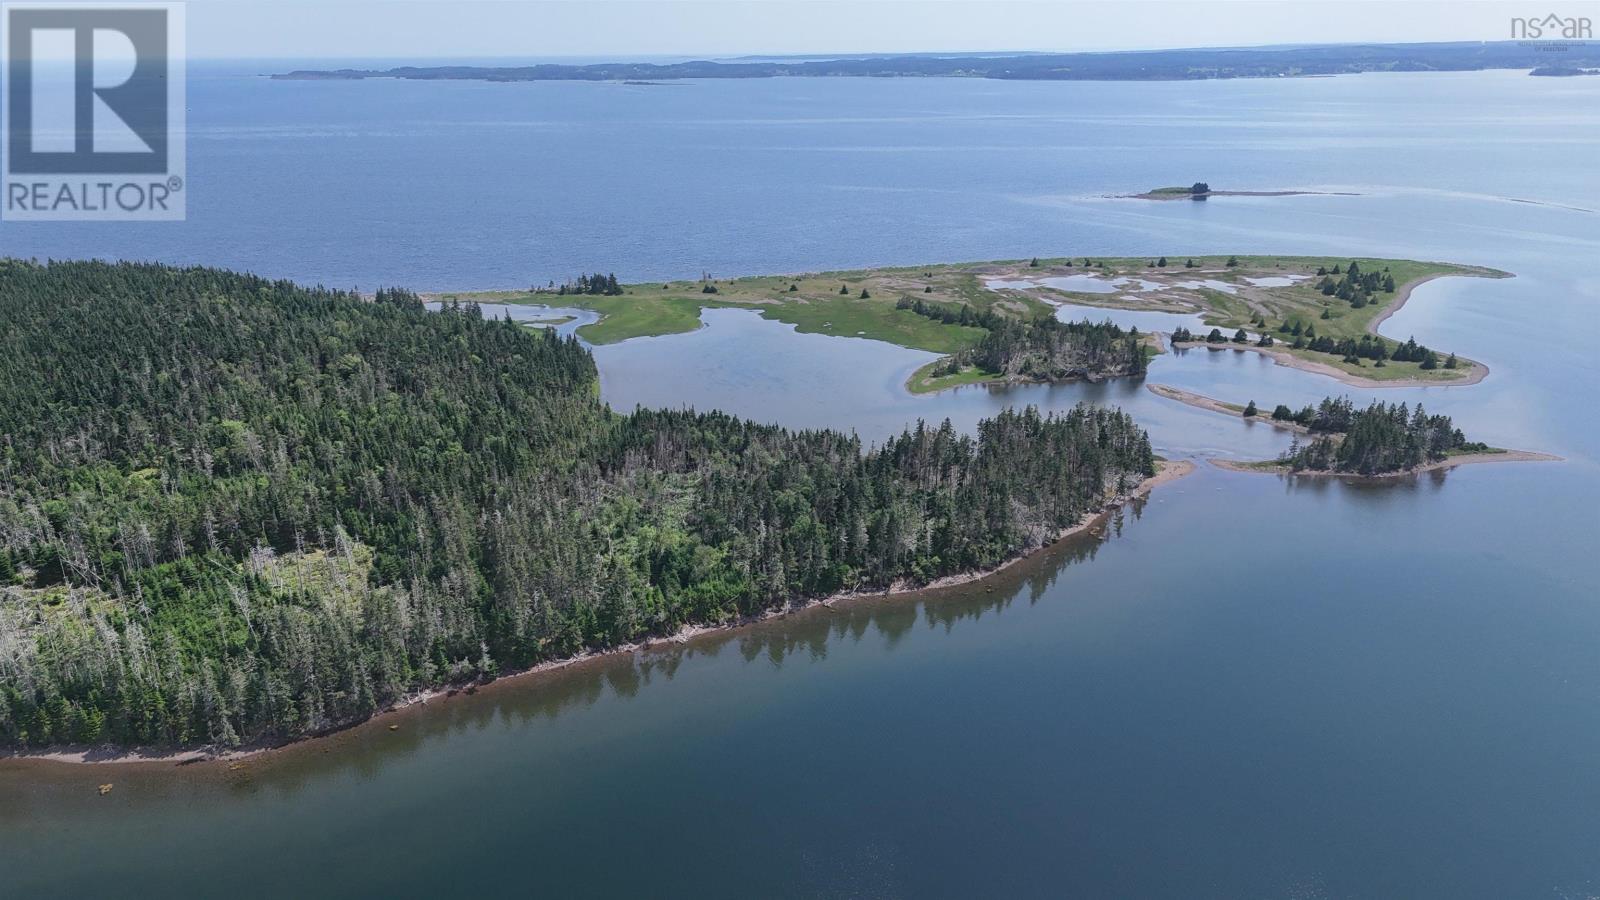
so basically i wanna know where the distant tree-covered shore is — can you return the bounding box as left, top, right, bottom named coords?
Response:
left=272, top=42, right=1600, bottom=84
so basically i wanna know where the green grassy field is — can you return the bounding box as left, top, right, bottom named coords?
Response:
left=1189, top=255, right=1497, bottom=340
left=433, top=255, right=1506, bottom=385
left=905, top=361, right=1002, bottom=394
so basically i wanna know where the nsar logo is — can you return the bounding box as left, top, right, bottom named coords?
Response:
left=1511, top=12, right=1593, bottom=39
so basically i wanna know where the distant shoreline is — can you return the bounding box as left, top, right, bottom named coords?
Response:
left=2, top=460, right=1195, bottom=768
left=267, top=41, right=1600, bottom=84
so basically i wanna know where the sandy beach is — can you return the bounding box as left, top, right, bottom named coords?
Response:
left=1168, top=270, right=1500, bottom=388
left=1146, top=383, right=1309, bottom=433
left=1192, top=340, right=1491, bottom=388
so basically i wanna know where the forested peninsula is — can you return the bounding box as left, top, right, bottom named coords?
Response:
left=0, top=260, right=1159, bottom=752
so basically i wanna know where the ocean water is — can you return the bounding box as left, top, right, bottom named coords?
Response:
left=2, top=65, right=1599, bottom=899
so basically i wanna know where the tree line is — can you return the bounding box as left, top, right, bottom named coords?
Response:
left=896, top=297, right=1147, bottom=382
left=1175, top=320, right=1457, bottom=372
left=0, top=260, right=1156, bottom=749
left=1272, top=397, right=1486, bottom=474
left=535, top=272, right=623, bottom=296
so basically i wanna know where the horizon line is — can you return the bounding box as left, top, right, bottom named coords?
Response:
left=188, top=38, right=1515, bottom=65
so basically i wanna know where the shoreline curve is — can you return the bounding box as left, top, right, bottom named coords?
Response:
left=1170, top=269, right=1504, bottom=389
left=3, top=459, right=1197, bottom=769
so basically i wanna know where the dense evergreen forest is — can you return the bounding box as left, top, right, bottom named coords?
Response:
left=0, top=260, right=1156, bottom=749
left=1272, top=397, right=1485, bottom=474
left=896, top=297, right=1147, bottom=382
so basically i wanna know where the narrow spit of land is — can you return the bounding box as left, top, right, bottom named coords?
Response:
left=432, top=255, right=1506, bottom=392
left=1122, top=186, right=1361, bottom=201
left=1145, top=384, right=1309, bottom=434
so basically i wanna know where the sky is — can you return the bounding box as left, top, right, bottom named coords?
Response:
left=171, top=0, right=1598, bottom=60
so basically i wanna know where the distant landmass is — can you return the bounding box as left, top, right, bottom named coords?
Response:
left=1529, top=65, right=1600, bottom=77
left=273, top=42, right=1600, bottom=83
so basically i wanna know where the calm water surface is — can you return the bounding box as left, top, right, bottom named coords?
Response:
left=2, top=67, right=1598, bottom=899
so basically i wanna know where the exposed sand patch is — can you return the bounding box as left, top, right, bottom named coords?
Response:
left=1211, top=450, right=1562, bottom=478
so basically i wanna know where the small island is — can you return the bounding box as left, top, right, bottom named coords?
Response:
left=1127, top=182, right=1360, bottom=201
left=1264, top=398, right=1558, bottom=476
left=1147, top=386, right=1560, bottom=477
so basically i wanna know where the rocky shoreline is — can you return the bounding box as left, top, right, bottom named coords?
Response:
left=3, top=460, right=1197, bottom=768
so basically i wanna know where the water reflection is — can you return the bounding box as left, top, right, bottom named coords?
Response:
left=0, top=491, right=1135, bottom=806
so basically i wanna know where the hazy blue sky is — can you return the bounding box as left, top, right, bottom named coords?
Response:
left=183, top=1, right=1582, bottom=60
